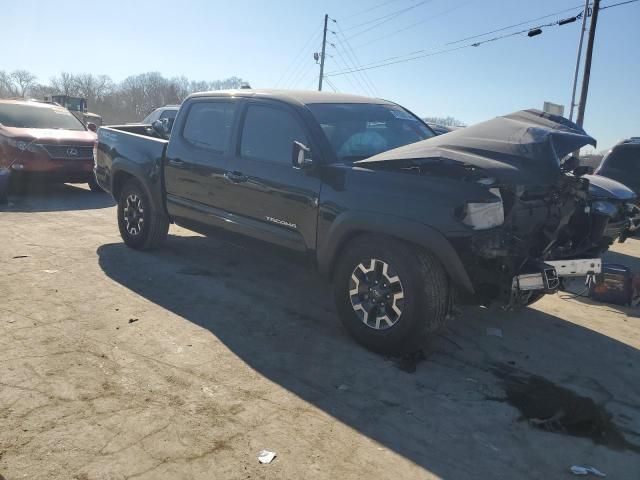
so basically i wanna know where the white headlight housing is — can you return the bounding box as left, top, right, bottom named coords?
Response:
left=462, top=189, right=504, bottom=230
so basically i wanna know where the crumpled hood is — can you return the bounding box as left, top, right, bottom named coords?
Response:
left=356, top=109, right=596, bottom=186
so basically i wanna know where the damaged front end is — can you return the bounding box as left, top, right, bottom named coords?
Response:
left=358, top=109, right=614, bottom=307
left=465, top=174, right=602, bottom=306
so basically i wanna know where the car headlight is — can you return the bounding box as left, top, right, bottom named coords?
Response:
left=8, top=138, right=39, bottom=153
left=461, top=188, right=504, bottom=230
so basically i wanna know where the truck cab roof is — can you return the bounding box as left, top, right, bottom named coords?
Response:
left=188, top=89, right=394, bottom=107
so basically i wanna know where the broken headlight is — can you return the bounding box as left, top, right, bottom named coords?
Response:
left=461, top=188, right=505, bottom=230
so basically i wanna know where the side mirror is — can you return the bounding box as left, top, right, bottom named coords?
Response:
left=292, top=141, right=313, bottom=169
left=86, top=122, right=98, bottom=132
left=151, top=119, right=170, bottom=138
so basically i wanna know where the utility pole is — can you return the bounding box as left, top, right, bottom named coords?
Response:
left=576, top=0, right=600, bottom=128
left=569, top=0, right=590, bottom=121
left=318, top=14, right=329, bottom=91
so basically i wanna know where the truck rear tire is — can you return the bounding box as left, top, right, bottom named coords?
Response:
left=333, top=235, right=450, bottom=355
left=117, top=178, right=169, bottom=250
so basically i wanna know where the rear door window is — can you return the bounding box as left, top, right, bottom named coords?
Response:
left=240, top=104, right=307, bottom=164
left=182, top=102, right=236, bottom=154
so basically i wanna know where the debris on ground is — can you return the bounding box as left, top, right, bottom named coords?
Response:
left=258, top=450, right=276, bottom=464
left=336, top=384, right=350, bottom=391
left=395, top=349, right=427, bottom=373
left=570, top=465, right=607, bottom=476
left=12, top=255, right=29, bottom=259
left=42, top=269, right=58, bottom=274
left=128, top=318, right=139, bottom=324
left=486, top=327, right=503, bottom=338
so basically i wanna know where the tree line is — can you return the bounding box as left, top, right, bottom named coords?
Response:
left=0, top=70, right=247, bottom=124
left=422, top=116, right=465, bottom=127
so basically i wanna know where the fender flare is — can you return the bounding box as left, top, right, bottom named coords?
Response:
left=317, top=211, right=474, bottom=295
left=110, top=159, right=168, bottom=218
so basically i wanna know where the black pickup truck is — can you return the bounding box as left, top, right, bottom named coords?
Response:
left=95, top=89, right=634, bottom=354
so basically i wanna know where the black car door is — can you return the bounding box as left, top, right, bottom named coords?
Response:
left=164, top=99, right=238, bottom=222
left=221, top=100, right=322, bottom=251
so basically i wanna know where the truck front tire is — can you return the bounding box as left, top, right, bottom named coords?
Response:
left=117, top=178, right=169, bottom=250
left=333, top=235, right=450, bottom=355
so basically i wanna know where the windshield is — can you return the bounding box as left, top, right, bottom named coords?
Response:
left=307, top=103, right=434, bottom=162
left=0, top=103, right=86, bottom=131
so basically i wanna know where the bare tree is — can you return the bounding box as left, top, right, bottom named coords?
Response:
left=11, top=70, right=37, bottom=97
left=422, top=116, right=466, bottom=127
left=1, top=69, right=249, bottom=123
left=50, top=72, right=79, bottom=97
left=0, top=71, right=18, bottom=97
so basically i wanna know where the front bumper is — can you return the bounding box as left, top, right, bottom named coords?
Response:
left=514, top=258, right=601, bottom=290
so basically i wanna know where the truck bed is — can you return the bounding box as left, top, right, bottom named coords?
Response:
left=94, top=125, right=169, bottom=213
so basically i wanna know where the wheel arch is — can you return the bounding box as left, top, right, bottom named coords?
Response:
left=317, top=211, right=475, bottom=296
left=110, top=162, right=169, bottom=218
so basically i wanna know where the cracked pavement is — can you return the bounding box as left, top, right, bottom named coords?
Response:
left=1, top=184, right=639, bottom=479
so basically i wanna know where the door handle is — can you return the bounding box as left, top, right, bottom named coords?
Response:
left=224, top=171, right=248, bottom=183
left=168, top=158, right=185, bottom=167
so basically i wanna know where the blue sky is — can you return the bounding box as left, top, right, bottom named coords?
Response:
left=3, top=0, right=638, bottom=151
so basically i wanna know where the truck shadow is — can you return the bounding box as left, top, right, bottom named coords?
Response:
left=97, top=234, right=640, bottom=478
left=1, top=183, right=114, bottom=212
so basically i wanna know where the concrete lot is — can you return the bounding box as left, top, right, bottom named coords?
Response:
left=1, top=184, right=639, bottom=480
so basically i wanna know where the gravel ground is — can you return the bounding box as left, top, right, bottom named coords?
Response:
left=1, top=184, right=639, bottom=480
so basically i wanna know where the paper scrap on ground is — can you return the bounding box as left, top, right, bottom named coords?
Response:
left=570, top=465, right=606, bottom=476
left=258, top=450, right=276, bottom=464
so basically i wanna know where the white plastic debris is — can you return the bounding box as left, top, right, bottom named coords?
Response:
left=486, top=327, right=503, bottom=338
left=258, top=450, right=276, bottom=464
left=570, top=465, right=606, bottom=477
left=42, top=269, right=58, bottom=274
left=337, top=384, right=350, bottom=391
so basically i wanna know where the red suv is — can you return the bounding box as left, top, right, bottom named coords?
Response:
left=0, top=99, right=100, bottom=191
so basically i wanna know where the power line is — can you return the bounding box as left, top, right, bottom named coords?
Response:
left=289, top=60, right=318, bottom=90
left=351, top=1, right=473, bottom=50
left=325, top=44, right=469, bottom=77
left=326, top=9, right=588, bottom=76
left=325, top=0, right=640, bottom=81
left=445, top=3, right=585, bottom=45
left=330, top=43, right=373, bottom=95
left=340, top=0, right=432, bottom=33
left=341, top=0, right=405, bottom=21
left=332, top=21, right=380, bottom=96
left=324, top=77, right=340, bottom=92
left=278, top=30, right=322, bottom=86
left=276, top=29, right=322, bottom=87
left=601, top=0, right=639, bottom=9
left=324, top=0, right=632, bottom=77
